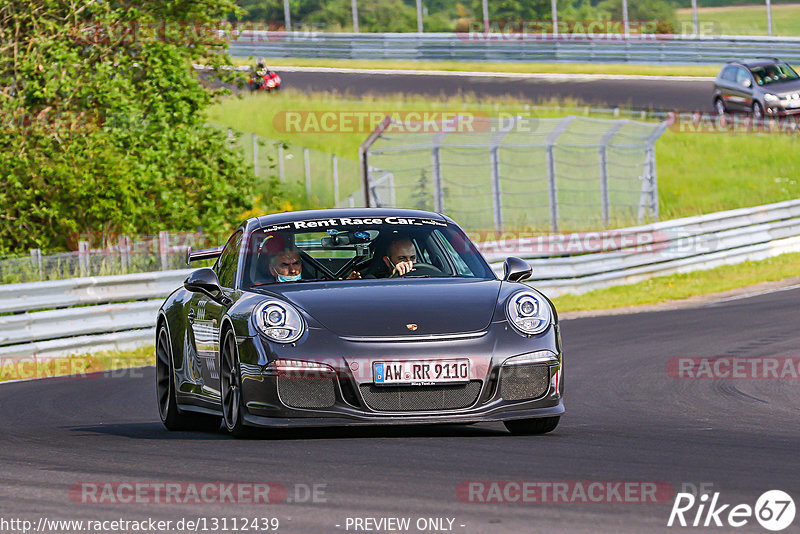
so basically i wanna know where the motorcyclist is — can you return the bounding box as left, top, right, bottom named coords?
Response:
left=255, top=57, right=267, bottom=76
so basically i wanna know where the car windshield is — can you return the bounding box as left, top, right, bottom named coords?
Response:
left=749, top=63, right=800, bottom=86
left=241, top=216, right=495, bottom=288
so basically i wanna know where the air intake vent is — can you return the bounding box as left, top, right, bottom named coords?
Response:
left=359, top=381, right=482, bottom=412
left=499, top=365, right=550, bottom=401
left=277, top=376, right=336, bottom=409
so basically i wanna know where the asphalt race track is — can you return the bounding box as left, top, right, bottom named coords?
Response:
left=1, top=287, right=798, bottom=533
left=277, top=71, right=714, bottom=111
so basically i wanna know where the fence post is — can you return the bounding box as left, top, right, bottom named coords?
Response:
left=78, top=241, right=90, bottom=277
left=119, top=235, right=131, bottom=273
left=227, top=128, right=234, bottom=149
left=767, top=0, right=773, bottom=36
left=159, top=231, right=170, bottom=271
left=599, top=119, right=628, bottom=227
left=351, top=0, right=359, bottom=32
left=639, top=148, right=660, bottom=223
left=487, top=116, right=516, bottom=233
left=277, top=143, right=285, bottom=181
left=639, top=121, right=668, bottom=222
left=545, top=116, right=576, bottom=233
left=431, top=146, right=444, bottom=213
left=303, top=147, right=311, bottom=197
left=252, top=133, right=259, bottom=176
left=489, top=146, right=503, bottom=233
left=332, top=154, right=340, bottom=206
left=545, top=146, right=558, bottom=233
left=30, top=248, right=43, bottom=280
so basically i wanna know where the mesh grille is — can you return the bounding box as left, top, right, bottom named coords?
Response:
left=499, top=365, right=550, bottom=401
left=277, top=376, right=336, bottom=409
left=359, top=381, right=482, bottom=412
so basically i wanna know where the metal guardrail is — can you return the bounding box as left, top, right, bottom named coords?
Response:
left=480, top=198, right=800, bottom=296
left=229, top=32, right=800, bottom=64
left=2, top=199, right=800, bottom=359
left=0, top=271, right=191, bottom=360
left=0, top=270, right=192, bottom=315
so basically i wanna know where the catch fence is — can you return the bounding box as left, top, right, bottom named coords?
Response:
left=360, top=115, right=668, bottom=232
left=225, top=129, right=363, bottom=208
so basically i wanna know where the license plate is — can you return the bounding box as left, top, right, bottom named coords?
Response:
left=373, top=359, right=470, bottom=385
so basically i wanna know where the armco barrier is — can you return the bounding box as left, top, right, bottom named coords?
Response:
left=481, top=198, right=800, bottom=296
left=227, top=32, right=800, bottom=65
left=0, top=270, right=192, bottom=361
left=2, top=199, right=800, bottom=360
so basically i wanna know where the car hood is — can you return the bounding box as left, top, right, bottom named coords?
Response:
left=268, top=279, right=501, bottom=338
left=770, top=79, right=800, bottom=95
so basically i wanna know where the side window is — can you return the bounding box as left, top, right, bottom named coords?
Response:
left=215, top=231, right=244, bottom=288
left=720, top=66, right=736, bottom=82
left=735, top=68, right=751, bottom=87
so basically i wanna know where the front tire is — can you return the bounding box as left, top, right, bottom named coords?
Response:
left=221, top=329, right=252, bottom=438
left=504, top=416, right=560, bottom=435
left=714, top=98, right=726, bottom=115
left=156, top=325, right=220, bottom=431
left=752, top=101, right=764, bottom=120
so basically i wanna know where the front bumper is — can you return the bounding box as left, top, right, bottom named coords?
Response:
left=242, top=400, right=565, bottom=428
left=235, top=323, right=565, bottom=428
left=765, top=101, right=800, bottom=115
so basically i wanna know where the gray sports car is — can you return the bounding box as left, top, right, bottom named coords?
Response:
left=156, top=208, right=564, bottom=437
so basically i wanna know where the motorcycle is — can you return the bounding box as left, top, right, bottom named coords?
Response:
left=249, top=69, right=282, bottom=92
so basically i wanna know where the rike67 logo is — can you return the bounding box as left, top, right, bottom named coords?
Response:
left=668, top=490, right=796, bottom=531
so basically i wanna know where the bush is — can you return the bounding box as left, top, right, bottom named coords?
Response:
left=0, top=0, right=266, bottom=253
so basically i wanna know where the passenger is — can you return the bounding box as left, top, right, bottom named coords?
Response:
left=269, top=247, right=302, bottom=283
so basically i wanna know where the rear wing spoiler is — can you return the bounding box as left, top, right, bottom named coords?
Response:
left=186, top=246, right=224, bottom=265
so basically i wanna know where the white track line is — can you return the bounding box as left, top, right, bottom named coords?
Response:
left=712, top=283, right=800, bottom=304
left=0, top=364, right=154, bottom=386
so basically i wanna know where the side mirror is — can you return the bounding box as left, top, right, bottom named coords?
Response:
left=743, top=78, right=752, bottom=88
left=184, top=268, right=230, bottom=304
left=503, top=257, right=532, bottom=282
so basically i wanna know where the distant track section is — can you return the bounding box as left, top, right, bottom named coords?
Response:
left=272, top=69, right=713, bottom=111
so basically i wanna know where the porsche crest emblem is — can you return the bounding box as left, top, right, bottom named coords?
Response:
left=406, top=323, right=418, bottom=331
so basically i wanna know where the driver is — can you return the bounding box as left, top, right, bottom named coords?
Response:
left=269, top=247, right=302, bottom=283
left=381, top=236, right=417, bottom=277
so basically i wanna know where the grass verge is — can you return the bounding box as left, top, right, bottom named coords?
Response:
left=230, top=57, right=721, bottom=77
left=676, top=3, right=800, bottom=36
left=0, top=346, right=154, bottom=383
left=552, top=251, right=800, bottom=312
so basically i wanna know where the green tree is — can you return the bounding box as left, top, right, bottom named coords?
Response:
left=597, top=0, right=678, bottom=32
left=0, top=0, right=262, bottom=253
left=304, top=0, right=418, bottom=31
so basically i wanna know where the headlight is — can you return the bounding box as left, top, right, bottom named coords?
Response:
left=764, top=93, right=779, bottom=102
left=502, top=350, right=559, bottom=366
left=263, top=359, right=335, bottom=376
left=253, top=300, right=305, bottom=343
left=506, top=290, right=552, bottom=335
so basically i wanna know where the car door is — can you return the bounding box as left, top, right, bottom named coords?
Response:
left=188, top=230, right=243, bottom=399
left=731, top=67, right=756, bottom=111
left=717, top=66, right=739, bottom=110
